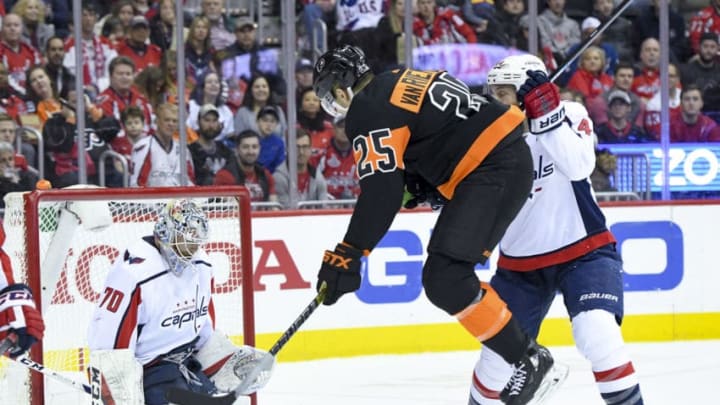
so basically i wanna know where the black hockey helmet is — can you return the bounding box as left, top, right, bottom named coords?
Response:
left=313, top=45, right=370, bottom=117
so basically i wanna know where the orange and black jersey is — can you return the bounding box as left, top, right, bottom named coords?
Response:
left=342, top=69, right=525, bottom=252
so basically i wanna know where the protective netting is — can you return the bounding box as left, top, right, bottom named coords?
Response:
left=0, top=189, right=252, bottom=405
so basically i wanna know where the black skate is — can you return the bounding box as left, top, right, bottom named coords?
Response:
left=500, top=341, right=568, bottom=405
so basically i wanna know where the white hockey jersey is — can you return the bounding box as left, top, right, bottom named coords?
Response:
left=130, top=135, right=195, bottom=187
left=87, top=236, right=215, bottom=365
left=498, top=101, right=616, bottom=271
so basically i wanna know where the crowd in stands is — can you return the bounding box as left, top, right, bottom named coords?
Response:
left=0, top=0, right=718, bottom=207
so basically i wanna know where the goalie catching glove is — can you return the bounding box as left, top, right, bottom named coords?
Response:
left=317, top=243, right=364, bottom=305
left=0, top=283, right=45, bottom=358
left=197, top=331, right=274, bottom=395
left=518, top=70, right=565, bottom=134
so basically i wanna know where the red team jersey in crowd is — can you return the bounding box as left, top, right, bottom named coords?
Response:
left=318, top=142, right=360, bottom=199
left=115, top=40, right=163, bottom=73
left=413, top=7, right=477, bottom=45
left=213, top=165, right=276, bottom=202
left=669, top=114, right=720, bottom=142
left=97, top=87, right=154, bottom=132
left=0, top=41, right=42, bottom=95
left=688, top=5, right=720, bottom=53
left=631, top=67, right=660, bottom=101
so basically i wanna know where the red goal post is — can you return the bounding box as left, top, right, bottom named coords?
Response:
left=0, top=186, right=255, bottom=405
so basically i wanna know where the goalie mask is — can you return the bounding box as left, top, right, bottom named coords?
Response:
left=313, top=45, right=370, bottom=118
left=486, top=54, right=548, bottom=91
left=154, top=199, right=209, bottom=275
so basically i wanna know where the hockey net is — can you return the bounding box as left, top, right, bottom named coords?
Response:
left=0, top=186, right=255, bottom=405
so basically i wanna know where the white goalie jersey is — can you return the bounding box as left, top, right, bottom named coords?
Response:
left=87, top=236, right=215, bottom=365
left=498, top=101, right=616, bottom=271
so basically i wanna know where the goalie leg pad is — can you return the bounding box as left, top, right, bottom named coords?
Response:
left=89, top=349, right=144, bottom=405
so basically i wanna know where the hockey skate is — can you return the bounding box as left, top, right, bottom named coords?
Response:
left=499, top=341, right=568, bottom=405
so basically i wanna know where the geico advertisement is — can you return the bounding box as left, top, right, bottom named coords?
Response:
left=250, top=204, right=720, bottom=333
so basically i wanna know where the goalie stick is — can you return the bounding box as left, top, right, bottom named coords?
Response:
left=0, top=337, right=93, bottom=395
left=165, top=282, right=329, bottom=405
left=549, top=0, right=635, bottom=83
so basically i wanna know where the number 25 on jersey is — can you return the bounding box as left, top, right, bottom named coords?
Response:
left=353, top=127, right=410, bottom=180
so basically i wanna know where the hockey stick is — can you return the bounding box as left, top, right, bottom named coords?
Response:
left=549, top=0, right=635, bottom=83
left=165, top=282, right=329, bottom=405
left=0, top=337, right=92, bottom=395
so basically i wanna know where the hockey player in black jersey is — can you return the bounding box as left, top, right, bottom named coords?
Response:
left=312, top=45, right=567, bottom=404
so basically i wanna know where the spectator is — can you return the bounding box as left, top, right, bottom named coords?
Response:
left=0, top=62, right=29, bottom=121
left=115, top=16, right=163, bottom=73
left=680, top=32, right=720, bottom=103
left=296, top=86, right=334, bottom=167
left=631, top=37, right=661, bottom=102
left=218, top=17, right=286, bottom=107
left=233, top=74, right=287, bottom=137
left=185, top=15, right=217, bottom=87
left=46, top=0, right=71, bottom=39
left=44, top=36, right=74, bottom=100
left=557, top=16, right=618, bottom=87
left=591, top=0, right=633, bottom=62
left=150, top=0, right=187, bottom=51
left=0, top=112, right=36, bottom=170
left=295, top=58, right=315, bottom=94
left=558, top=86, right=585, bottom=103
left=12, top=0, right=54, bottom=52
left=199, top=0, right=235, bottom=51
left=537, top=0, right=581, bottom=69
left=187, top=71, right=234, bottom=140
left=631, top=0, right=688, bottom=63
left=0, top=140, right=37, bottom=206
left=335, top=0, right=385, bottom=64
left=298, top=0, right=337, bottom=56
left=133, top=66, right=168, bottom=110
left=413, top=0, right=477, bottom=45
left=643, top=63, right=681, bottom=139
left=318, top=116, right=360, bottom=200
left=596, top=90, right=653, bottom=144
left=24, top=65, right=68, bottom=125
left=62, top=2, right=118, bottom=95
left=461, top=0, right=494, bottom=40
left=189, top=104, right=236, bottom=185
left=110, top=105, right=148, bottom=174
left=477, top=0, right=527, bottom=49
left=687, top=0, right=720, bottom=55
left=590, top=148, right=617, bottom=192
left=130, top=103, right=195, bottom=187
left=213, top=129, right=278, bottom=203
left=670, top=85, right=720, bottom=142
left=591, top=62, right=645, bottom=127
left=160, top=50, right=188, bottom=105
left=274, top=129, right=328, bottom=209
left=131, top=0, right=154, bottom=19
left=375, top=0, right=419, bottom=71
left=0, top=13, right=42, bottom=95
left=567, top=46, right=613, bottom=103
left=255, top=105, right=286, bottom=173
left=97, top=56, right=154, bottom=133
left=96, top=0, right=135, bottom=44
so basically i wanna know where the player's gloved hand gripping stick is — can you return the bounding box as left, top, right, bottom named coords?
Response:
left=165, top=283, right=329, bottom=404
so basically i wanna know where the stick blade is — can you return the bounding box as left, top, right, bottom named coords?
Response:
left=165, top=387, right=237, bottom=405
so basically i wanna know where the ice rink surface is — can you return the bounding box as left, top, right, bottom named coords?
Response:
left=259, top=340, right=720, bottom=405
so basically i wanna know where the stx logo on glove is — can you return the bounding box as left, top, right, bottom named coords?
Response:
left=536, top=106, right=566, bottom=130
left=323, top=251, right=354, bottom=270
